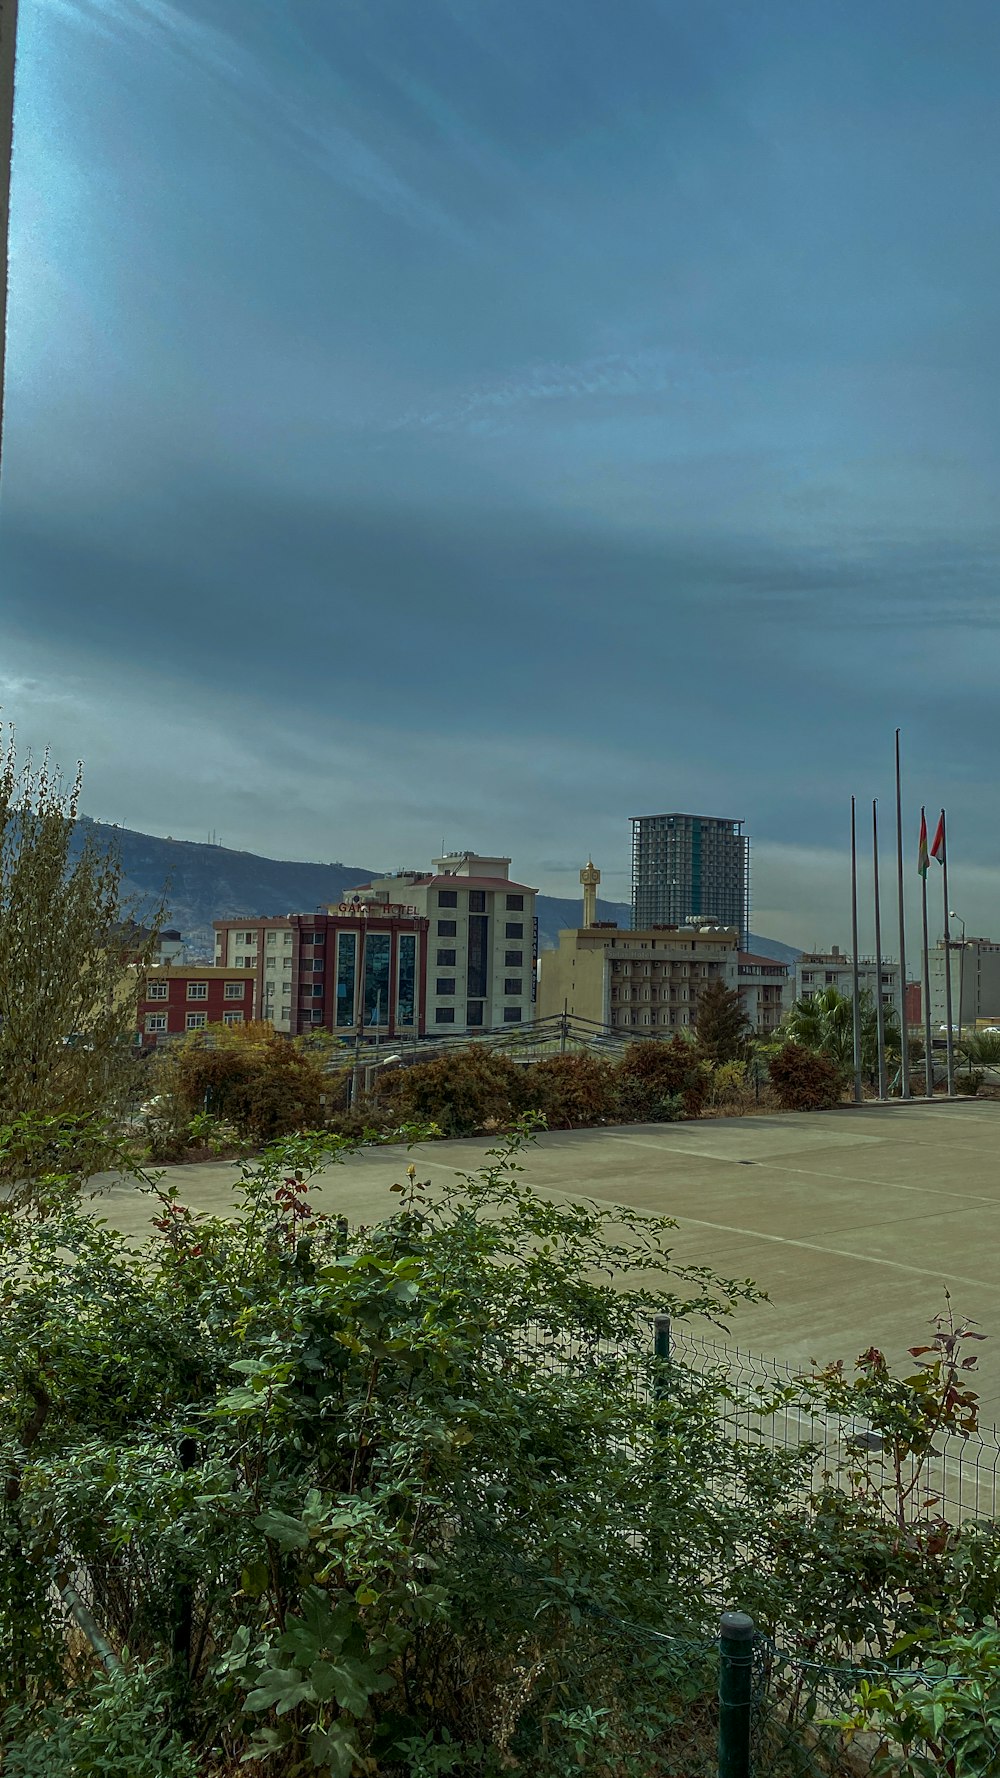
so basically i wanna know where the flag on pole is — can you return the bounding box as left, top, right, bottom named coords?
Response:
left=930, top=811, right=945, bottom=864
left=917, top=809, right=929, bottom=878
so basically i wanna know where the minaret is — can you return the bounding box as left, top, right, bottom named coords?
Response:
left=580, top=858, right=600, bottom=929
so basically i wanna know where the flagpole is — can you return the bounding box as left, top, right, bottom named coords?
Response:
left=872, top=799, right=888, bottom=1100
left=920, top=815, right=933, bottom=1097
left=850, top=796, right=863, bottom=1102
left=940, top=810, right=956, bottom=1096
left=894, top=730, right=910, bottom=1098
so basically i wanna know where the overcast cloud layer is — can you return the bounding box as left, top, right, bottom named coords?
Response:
left=3, top=0, right=1000, bottom=950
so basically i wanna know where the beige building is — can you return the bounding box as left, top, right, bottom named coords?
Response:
left=351, top=852, right=536, bottom=1035
left=538, top=919, right=740, bottom=1033
left=0, top=0, right=17, bottom=479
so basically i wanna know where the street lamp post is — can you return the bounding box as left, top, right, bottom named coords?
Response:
left=950, top=912, right=967, bottom=1047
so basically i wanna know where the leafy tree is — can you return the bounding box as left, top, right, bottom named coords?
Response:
left=0, top=728, right=160, bottom=1186
left=783, top=985, right=900, bottom=1079
left=693, top=979, right=751, bottom=1063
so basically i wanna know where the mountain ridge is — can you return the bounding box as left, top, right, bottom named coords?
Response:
left=76, top=819, right=800, bottom=963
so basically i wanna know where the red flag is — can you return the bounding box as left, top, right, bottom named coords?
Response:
left=917, top=810, right=929, bottom=878
left=930, top=811, right=945, bottom=863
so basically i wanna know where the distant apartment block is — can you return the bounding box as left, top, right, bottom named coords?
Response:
left=631, top=813, right=750, bottom=943
left=737, top=951, right=792, bottom=1034
left=214, top=907, right=428, bottom=1038
left=795, top=947, right=899, bottom=1010
left=351, top=853, right=537, bottom=1035
left=138, top=965, right=256, bottom=1048
left=929, top=935, right=1000, bottom=1032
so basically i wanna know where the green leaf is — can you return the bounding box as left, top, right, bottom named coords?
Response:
left=254, top=1509, right=310, bottom=1549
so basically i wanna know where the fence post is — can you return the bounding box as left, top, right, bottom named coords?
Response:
left=653, top=1312, right=671, bottom=1378
left=718, top=1610, right=755, bottom=1778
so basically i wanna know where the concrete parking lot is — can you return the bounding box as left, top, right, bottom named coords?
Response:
left=89, top=1099, right=1000, bottom=1421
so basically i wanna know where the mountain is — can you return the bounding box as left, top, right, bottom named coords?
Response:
left=78, top=821, right=802, bottom=966
left=76, top=820, right=376, bottom=956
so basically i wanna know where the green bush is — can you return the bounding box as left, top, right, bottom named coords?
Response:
left=0, top=1123, right=780, bottom=1777
left=166, top=1022, right=327, bottom=1142
left=767, top=1042, right=844, bottom=1110
left=614, top=1037, right=708, bottom=1119
left=518, top=1053, right=615, bottom=1127
left=380, top=1045, right=526, bottom=1137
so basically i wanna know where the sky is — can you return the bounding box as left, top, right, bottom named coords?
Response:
left=2, top=0, right=1000, bottom=950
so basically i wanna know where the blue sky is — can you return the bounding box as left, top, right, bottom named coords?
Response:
left=2, top=0, right=1000, bottom=946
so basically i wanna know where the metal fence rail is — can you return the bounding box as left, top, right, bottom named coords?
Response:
left=668, top=1322, right=1000, bottom=1524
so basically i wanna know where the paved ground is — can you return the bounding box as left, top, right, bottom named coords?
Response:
left=89, top=1099, right=1000, bottom=1419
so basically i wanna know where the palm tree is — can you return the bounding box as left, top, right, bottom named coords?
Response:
left=784, top=986, right=900, bottom=1079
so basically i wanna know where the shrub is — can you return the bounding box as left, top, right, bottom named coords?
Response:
left=767, top=1042, right=844, bottom=1110
left=166, top=1022, right=327, bottom=1142
left=704, top=1058, right=754, bottom=1112
left=614, top=1038, right=708, bottom=1119
left=380, top=1045, right=526, bottom=1137
left=518, top=1053, right=615, bottom=1128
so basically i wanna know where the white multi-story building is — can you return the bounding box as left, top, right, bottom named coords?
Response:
left=352, top=852, right=537, bottom=1035
left=795, top=948, right=899, bottom=1011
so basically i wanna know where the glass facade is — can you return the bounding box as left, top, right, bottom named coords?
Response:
left=467, top=914, right=489, bottom=998
left=336, top=931, right=356, bottom=1027
left=397, top=934, right=416, bottom=1026
left=363, top=933, right=391, bottom=1026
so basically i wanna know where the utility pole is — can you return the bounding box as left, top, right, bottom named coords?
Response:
left=0, top=0, right=18, bottom=486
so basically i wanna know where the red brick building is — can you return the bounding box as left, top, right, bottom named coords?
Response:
left=213, top=907, right=429, bottom=1039
left=138, top=965, right=257, bottom=1049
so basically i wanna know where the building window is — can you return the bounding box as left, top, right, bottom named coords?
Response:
left=437, top=948, right=457, bottom=966
left=438, top=920, right=457, bottom=937
left=506, top=894, right=524, bottom=911
left=397, top=933, right=417, bottom=1026
left=185, top=1012, right=207, bottom=1030
left=468, top=915, right=489, bottom=997
left=223, top=1011, right=244, bottom=1026
left=467, top=1001, right=485, bottom=1026
left=438, top=890, right=458, bottom=908
left=504, top=978, right=522, bottom=996
left=363, top=932, right=391, bottom=1026
left=224, top=982, right=244, bottom=1000
left=302, top=932, right=318, bottom=945
left=145, top=1014, right=168, bottom=1032
left=311, top=1009, right=324, bottom=1023
left=186, top=982, right=208, bottom=1000
left=312, top=984, right=324, bottom=998
left=266, top=931, right=277, bottom=946
left=468, top=890, right=486, bottom=912
left=505, top=950, right=523, bottom=967
left=505, top=922, right=523, bottom=939
left=312, top=958, right=325, bottom=971
left=436, top=979, right=456, bottom=995
left=435, top=1007, right=455, bottom=1024
left=336, top=931, right=357, bottom=1028
left=147, top=981, right=168, bottom=999
left=503, top=1006, right=521, bottom=1022
left=235, top=956, right=252, bottom=968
